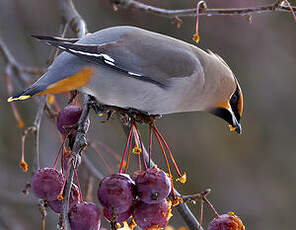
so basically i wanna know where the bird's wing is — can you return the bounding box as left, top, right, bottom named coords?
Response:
left=32, top=32, right=199, bottom=88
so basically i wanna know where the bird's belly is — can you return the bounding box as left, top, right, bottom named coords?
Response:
left=80, top=69, right=181, bottom=115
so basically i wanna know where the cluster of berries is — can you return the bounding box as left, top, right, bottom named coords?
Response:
left=31, top=167, right=101, bottom=230
left=98, top=166, right=172, bottom=229
left=28, top=104, right=245, bottom=230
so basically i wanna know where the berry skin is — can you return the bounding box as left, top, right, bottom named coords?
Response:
left=132, top=199, right=172, bottom=230
left=97, top=173, right=135, bottom=213
left=207, top=212, right=245, bottom=230
left=48, top=184, right=80, bottom=213
left=135, top=167, right=171, bottom=204
left=103, top=207, right=131, bottom=223
left=68, top=202, right=101, bottom=230
left=56, top=105, right=90, bottom=135
left=31, top=168, right=64, bottom=201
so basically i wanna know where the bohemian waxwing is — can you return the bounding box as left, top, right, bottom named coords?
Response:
left=8, top=26, right=243, bottom=133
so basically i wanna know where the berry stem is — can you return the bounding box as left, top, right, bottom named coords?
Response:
left=4, top=74, right=24, bottom=128
left=95, top=140, right=121, bottom=162
left=59, top=157, right=72, bottom=200
left=42, top=217, right=45, bottom=230
left=152, top=128, right=172, bottom=177
left=138, top=149, right=142, bottom=171
left=90, top=142, right=113, bottom=174
left=203, top=196, right=220, bottom=218
left=119, top=123, right=133, bottom=173
left=71, top=161, right=83, bottom=202
left=153, top=124, right=183, bottom=178
left=124, top=137, right=132, bottom=173
left=134, top=124, right=147, bottom=170
left=149, top=125, right=153, bottom=168
left=199, top=200, right=204, bottom=230
left=52, top=136, right=67, bottom=169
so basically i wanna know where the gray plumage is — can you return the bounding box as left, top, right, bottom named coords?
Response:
left=9, top=26, right=243, bottom=132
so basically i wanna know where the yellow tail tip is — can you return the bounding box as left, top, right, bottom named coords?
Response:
left=7, top=97, right=14, bottom=102
left=7, top=95, right=31, bottom=102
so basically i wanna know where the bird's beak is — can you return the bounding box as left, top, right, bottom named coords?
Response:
left=229, top=116, right=242, bottom=134
left=209, top=105, right=242, bottom=134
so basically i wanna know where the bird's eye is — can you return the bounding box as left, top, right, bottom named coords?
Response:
left=230, top=93, right=238, bottom=105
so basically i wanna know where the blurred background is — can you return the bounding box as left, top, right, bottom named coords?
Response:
left=0, top=0, right=295, bottom=229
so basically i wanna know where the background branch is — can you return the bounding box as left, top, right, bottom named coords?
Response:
left=111, top=0, right=295, bottom=19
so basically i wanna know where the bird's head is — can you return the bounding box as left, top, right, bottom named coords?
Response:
left=210, top=82, right=243, bottom=134
left=205, top=51, right=243, bottom=134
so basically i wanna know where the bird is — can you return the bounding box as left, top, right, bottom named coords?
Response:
left=7, top=26, right=243, bottom=133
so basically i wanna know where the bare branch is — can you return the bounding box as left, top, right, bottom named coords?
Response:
left=61, top=95, right=91, bottom=230
left=58, top=0, right=88, bottom=38
left=111, top=0, right=296, bottom=18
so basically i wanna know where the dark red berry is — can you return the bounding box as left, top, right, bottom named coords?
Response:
left=97, top=173, right=134, bottom=213
left=132, top=199, right=172, bottom=230
left=135, top=167, right=171, bottom=204
left=69, top=202, right=101, bottom=230
left=56, top=105, right=82, bottom=135
left=31, top=168, right=64, bottom=201
left=48, top=184, right=80, bottom=213
left=207, top=212, right=245, bottom=230
left=56, top=105, right=89, bottom=135
left=103, top=207, right=131, bottom=223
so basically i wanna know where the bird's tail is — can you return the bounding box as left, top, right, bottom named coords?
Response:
left=7, top=80, right=46, bottom=102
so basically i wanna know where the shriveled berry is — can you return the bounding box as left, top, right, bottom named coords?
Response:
left=69, top=202, right=101, bottom=230
left=31, top=168, right=64, bottom=201
left=135, top=167, right=171, bottom=204
left=97, top=173, right=134, bottom=213
left=56, top=105, right=90, bottom=135
left=48, top=184, right=80, bottom=213
left=207, top=212, right=245, bottom=230
left=132, top=199, right=172, bottom=230
left=103, top=207, right=131, bottom=223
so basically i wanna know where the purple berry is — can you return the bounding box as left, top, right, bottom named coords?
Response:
left=56, top=105, right=82, bottom=135
left=207, top=212, right=245, bottom=230
left=97, top=173, right=134, bottom=213
left=56, top=105, right=90, bottom=136
left=135, top=167, right=171, bottom=204
left=132, top=199, right=172, bottom=230
left=31, top=168, right=64, bottom=201
left=48, top=184, right=80, bottom=213
left=69, top=202, right=101, bottom=230
left=103, top=207, right=131, bottom=223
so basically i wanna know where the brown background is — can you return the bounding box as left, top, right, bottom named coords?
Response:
left=0, top=0, right=295, bottom=229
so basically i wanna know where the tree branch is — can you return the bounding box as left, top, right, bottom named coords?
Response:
left=58, top=0, right=88, bottom=38
left=111, top=0, right=295, bottom=18
left=61, top=94, right=91, bottom=230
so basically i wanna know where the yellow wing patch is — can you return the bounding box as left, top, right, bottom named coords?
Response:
left=35, top=67, right=93, bottom=96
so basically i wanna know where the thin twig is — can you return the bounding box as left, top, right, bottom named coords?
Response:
left=58, top=0, right=88, bottom=38
left=0, top=38, right=44, bottom=83
left=82, top=155, right=104, bottom=180
left=32, top=96, right=46, bottom=171
left=111, top=0, right=296, bottom=18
